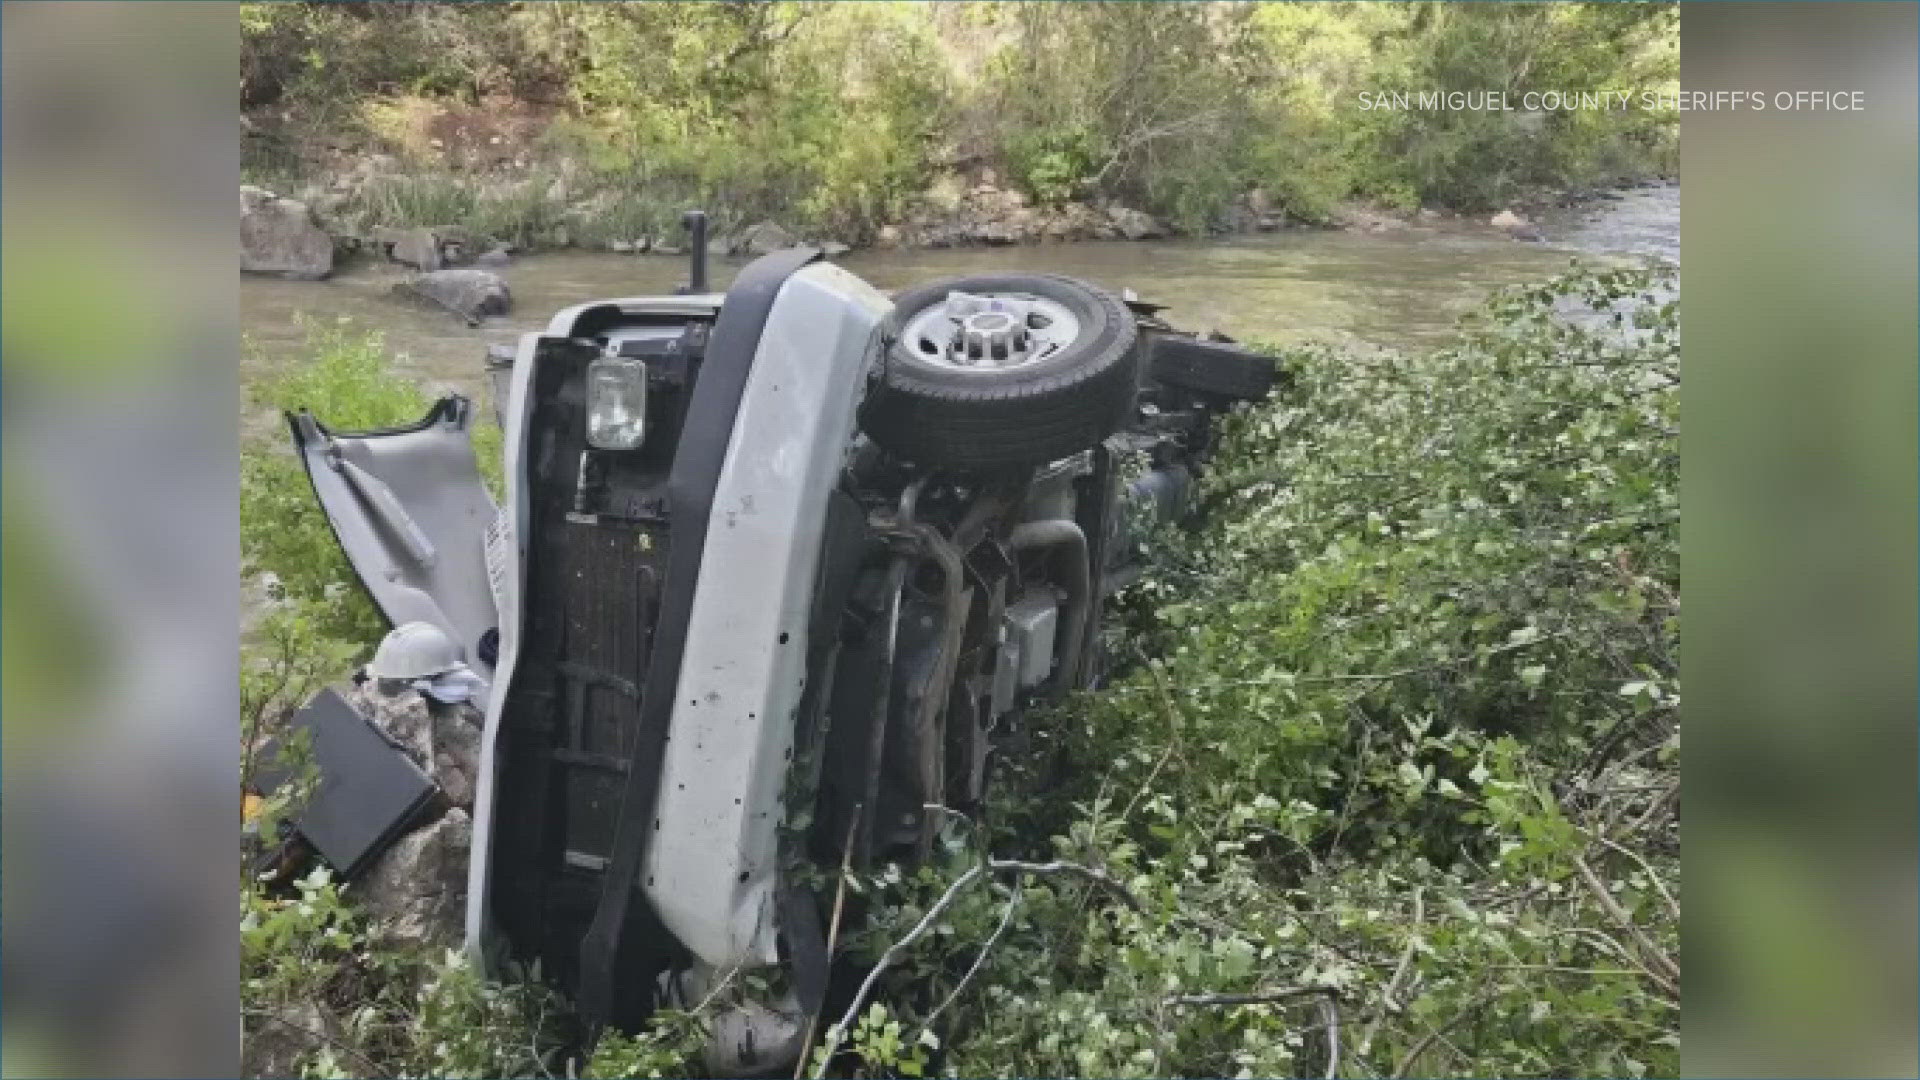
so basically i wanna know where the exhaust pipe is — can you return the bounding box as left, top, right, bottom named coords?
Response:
left=680, top=209, right=709, bottom=295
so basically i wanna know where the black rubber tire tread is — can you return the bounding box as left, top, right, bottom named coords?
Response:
left=859, top=274, right=1140, bottom=471
left=1145, top=333, right=1281, bottom=400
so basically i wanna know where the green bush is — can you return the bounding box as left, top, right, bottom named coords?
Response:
left=1341, top=3, right=1679, bottom=211
left=245, top=2, right=1676, bottom=238
left=975, top=2, right=1677, bottom=230
left=1004, top=125, right=1099, bottom=208
left=243, top=319, right=430, bottom=653
left=513, top=2, right=950, bottom=242
left=242, top=867, right=569, bottom=1079
left=827, top=264, right=1679, bottom=1078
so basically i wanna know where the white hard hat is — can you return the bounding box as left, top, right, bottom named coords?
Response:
left=368, top=621, right=463, bottom=681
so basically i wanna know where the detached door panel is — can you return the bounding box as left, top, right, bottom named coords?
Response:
left=287, top=395, right=500, bottom=676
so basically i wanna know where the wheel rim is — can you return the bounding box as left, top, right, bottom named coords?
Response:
left=899, top=290, right=1084, bottom=372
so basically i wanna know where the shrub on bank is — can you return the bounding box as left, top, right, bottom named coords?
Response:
left=821, top=263, right=1679, bottom=1078
left=243, top=2, right=1678, bottom=242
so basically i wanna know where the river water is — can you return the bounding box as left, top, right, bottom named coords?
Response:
left=240, top=182, right=1675, bottom=435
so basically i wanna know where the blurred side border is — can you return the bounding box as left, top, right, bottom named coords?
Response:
left=1683, top=3, right=1919, bottom=1077
left=3, top=3, right=241, bottom=1077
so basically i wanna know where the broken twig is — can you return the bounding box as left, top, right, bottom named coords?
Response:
left=1165, top=986, right=1336, bottom=1008
left=795, top=807, right=861, bottom=1079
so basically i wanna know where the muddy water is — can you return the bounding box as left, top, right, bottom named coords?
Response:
left=239, top=182, right=1676, bottom=436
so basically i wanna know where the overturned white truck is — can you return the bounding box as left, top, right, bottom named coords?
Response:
left=288, top=216, right=1278, bottom=1071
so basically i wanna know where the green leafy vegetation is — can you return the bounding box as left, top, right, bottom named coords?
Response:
left=239, top=265, right=1676, bottom=1076
left=242, top=2, right=1677, bottom=240
left=825, top=263, right=1680, bottom=1078
left=243, top=318, right=427, bottom=653
left=242, top=867, right=568, bottom=1079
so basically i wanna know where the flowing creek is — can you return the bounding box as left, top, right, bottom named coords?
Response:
left=240, top=182, right=1675, bottom=439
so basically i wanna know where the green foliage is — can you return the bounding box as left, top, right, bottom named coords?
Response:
left=539, top=2, right=951, bottom=241
left=1003, top=125, right=1100, bottom=208
left=979, top=1, right=1675, bottom=228
left=582, top=1013, right=708, bottom=1080
left=242, top=319, right=430, bottom=652
left=352, top=174, right=570, bottom=251
left=242, top=868, right=568, bottom=1078
left=828, top=265, right=1679, bottom=1078
left=983, top=1, right=1271, bottom=232
left=1337, top=3, right=1680, bottom=210
left=241, top=2, right=530, bottom=134
left=245, top=2, right=1677, bottom=243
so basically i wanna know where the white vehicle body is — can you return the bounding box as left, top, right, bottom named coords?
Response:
left=289, top=239, right=1276, bottom=1070
left=643, top=265, right=889, bottom=964
left=465, top=263, right=889, bottom=969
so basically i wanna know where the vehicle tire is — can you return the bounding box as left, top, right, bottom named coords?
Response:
left=1144, top=333, right=1281, bottom=401
left=859, top=274, right=1140, bottom=471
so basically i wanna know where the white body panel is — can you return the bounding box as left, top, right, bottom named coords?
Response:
left=464, top=329, right=541, bottom=962
left=645, top=263, right=889, bottom=967
left=464, top=266, right=889, bottom=970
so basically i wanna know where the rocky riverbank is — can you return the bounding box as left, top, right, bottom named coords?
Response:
left=240, top=160, right=1676, bottom=287
left=239, top=165, right=1286, bottom=278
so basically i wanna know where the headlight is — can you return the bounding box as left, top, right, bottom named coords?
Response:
left=586, top=349, right=648, bottom=449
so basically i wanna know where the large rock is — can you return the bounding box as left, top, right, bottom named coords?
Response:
left=737, top=220, right=797, bottom=256
left=1334, top=204, right=1407, bottom=234
left=344, top=679, right=482, bottom=810
left=923, top=173, right=967, bottom=213
left=974, top=219, right=1020, bottom=245
left=240, top=185, right=333, bottom=280
left=1106, top=205, right=1165, bottom=240
left=354, top=807, right=471, bottom=946
left=378, top=226, right=443, bottom=272
left=435, top=226, right=480, bottom=266
left=1490, top=209, right=1544, bottom=242
left=336, top=680, right=482, bottom=946
left=394, top=268, right=512, bottom=326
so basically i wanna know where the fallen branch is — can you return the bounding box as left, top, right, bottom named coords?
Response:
left=795, top=807, right=862, bottom=1079
left=243, top=1005, right=385, bottom=1077
left=813, top=863, right=987, bottom=1079
left=1572, top=853, right=1680, bottom=997
left=987, top=859, right=1144, bottom=911
left=1165, top=986, right=1336, bottom=1008
left=1318, top=994, right=1341, bottom=1080
left=1588, top=833, right=1680, bottom=926
left=1357, top=885, right=1423, bottom=1060
left=917, top=887, right=1022, bottom=1035
left=1391, top=990, right=1499, bottom=1079
left=814, top=856, right=1141, bottom=1077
